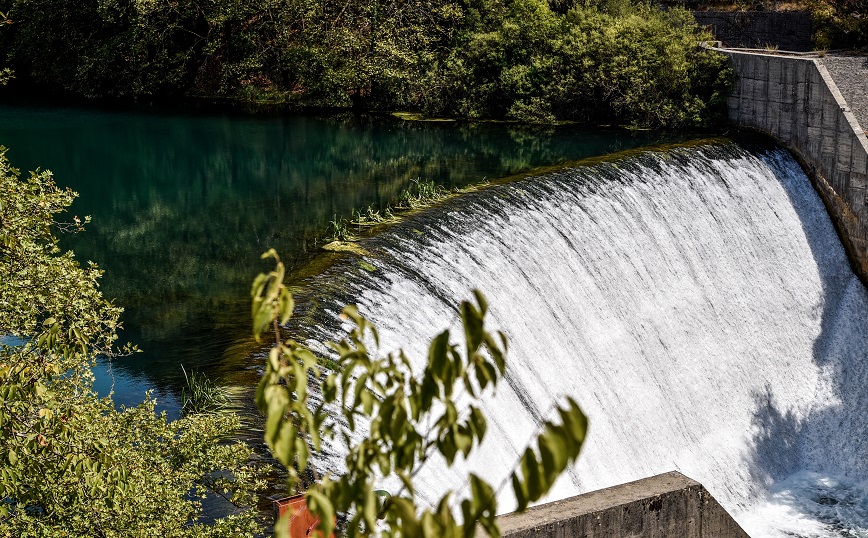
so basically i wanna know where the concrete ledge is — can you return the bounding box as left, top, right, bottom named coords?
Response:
left=498, top=472, right=749, bottom=538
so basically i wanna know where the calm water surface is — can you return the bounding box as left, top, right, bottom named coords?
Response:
left=0, top=102, right=692, bottom=411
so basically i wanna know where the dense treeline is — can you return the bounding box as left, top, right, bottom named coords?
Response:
left=0, top=0, right=730, bottom=128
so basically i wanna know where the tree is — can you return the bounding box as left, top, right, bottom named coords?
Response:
left=1, top=0, right=729, bottom=126
left=0, top=148, right=262, bottom=537
left=424, top=0, right=730, bottom=127
left=253, top=250, right=589, bottom=537
left=811, top=0, right=868, bottom=50
left=0, top=9, right=11, bottom=85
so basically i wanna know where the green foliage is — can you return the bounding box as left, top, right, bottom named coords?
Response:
left=0, top=148, right=262, bottom=537
left=253, top=251, right=588, bottom=537
left=425, top=0, right=731, bottom=127
left=0, top=9, right=11, bottom=85
left=810, top=0, right=868, bottom=50
left=326, top=178, right=451, bottom=244
left=1, top=0, right=729, bottom=127
left=394, top=178, right=450, bottom=209
left=274, top=0, right=465, bottom=108
left=3, top=0, right=200, bottom=97
left=328, top=215, right=353, bottom=242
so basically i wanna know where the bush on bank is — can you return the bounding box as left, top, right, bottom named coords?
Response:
left=0, top=0, right=730, bottom=128
left=0, top=149, right=263, bottom=537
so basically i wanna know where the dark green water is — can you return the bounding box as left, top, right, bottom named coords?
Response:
left=0, top=102, right=692, bottom=411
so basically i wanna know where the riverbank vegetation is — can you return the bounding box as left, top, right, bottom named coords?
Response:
left=0, top=149, right=263, bottom=536
left=809, top=0, right=868, bottom=50
left=0, top=0, right=730, bottom=128
left=327, top=179, right=456, bottom=241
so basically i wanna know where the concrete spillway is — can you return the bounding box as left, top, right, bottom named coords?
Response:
left=297, top=140, right=868, bottom=537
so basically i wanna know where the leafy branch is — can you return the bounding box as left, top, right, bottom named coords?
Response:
left=252, top=250, right=588, bottom=537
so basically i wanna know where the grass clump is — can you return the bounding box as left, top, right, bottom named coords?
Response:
left=324, top=178, right=452, bottom=247
left=327, top=215, right=352, bottom=242
left=394, top=179, right=450, bottom=209
left=180, top=365, right=229, bottom=416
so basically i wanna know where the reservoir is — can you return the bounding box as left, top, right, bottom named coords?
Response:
left=0, top=102, right=681, bottom=410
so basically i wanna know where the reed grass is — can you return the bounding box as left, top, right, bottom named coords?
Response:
left=324, top=178, right=460, bottom=247
left=180, top=365, right=229, bottom=415
left=327, top=214, right=351, bottom=241
left=394, top=178, right=449, bottom=209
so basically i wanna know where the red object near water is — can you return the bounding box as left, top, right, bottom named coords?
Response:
left=274, top=494, right=335, bottom=538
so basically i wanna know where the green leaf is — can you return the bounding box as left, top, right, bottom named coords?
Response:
left=278, top=286, right=295, bottom=325
left=472, top=290, right=489, bottom=316
left=429, top=330, right=451, bottom=381
left=461, top=299, right=485, bottom=355
left=274, top=512, right=291, bottom=538
left=306, top=489, right=336, bottom=537
left=469, top=406, right=488, bottom=442
left=521, top=449, right=544, bottom=501
left=512, top=473, right=529, bottom=512
left=260, top=248, right=280, bottom=261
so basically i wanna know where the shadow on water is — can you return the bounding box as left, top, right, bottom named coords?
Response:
left=744, top=142, right=868, bottom=525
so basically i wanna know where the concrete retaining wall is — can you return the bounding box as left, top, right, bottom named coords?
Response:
left=693, top=11, right=813, bottom=52
left=498, top=472, right=748, bottom=538
left=720, top=48, right=868, bottom=283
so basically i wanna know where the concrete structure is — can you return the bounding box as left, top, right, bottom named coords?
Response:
left=719, top=48, right=868, bottom=284
left=693, top=11, right=813, bottom=52
left=498, top=472, right=748, bottom=538
left=820, top=55, right=868, bottom=129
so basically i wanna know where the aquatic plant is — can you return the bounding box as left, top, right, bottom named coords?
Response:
left=327, top=214, right=351, bottom=241
left=180, top=365, right=229, bottom=416
left=395, top=178, right=450, bottom=209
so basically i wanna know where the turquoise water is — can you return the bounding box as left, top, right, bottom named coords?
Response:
left=0, top=102, right=691, bottom=410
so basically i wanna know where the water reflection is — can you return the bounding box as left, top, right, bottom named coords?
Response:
left=0, top=102, right=692, bottom=406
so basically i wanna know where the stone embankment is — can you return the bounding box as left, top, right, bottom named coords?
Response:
left=717, top=47, right=868, bottom=284
left=497, top=472, right=749, bottom=538
left=693, top=11, right=813, bottom=52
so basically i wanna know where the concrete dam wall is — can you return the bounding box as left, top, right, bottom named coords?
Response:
left=719, top=48, right=868, bottom=284
left=498, top=472, right=749, bottom=538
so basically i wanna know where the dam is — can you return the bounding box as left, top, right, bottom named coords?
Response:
left=294, top=138, right=868, bottom=537
left=718, top=47, right=868, bottom=285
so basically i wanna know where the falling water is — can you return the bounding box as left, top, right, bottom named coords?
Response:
left=295, top=139, right=868, bottom=537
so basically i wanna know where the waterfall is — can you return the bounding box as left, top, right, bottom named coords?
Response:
left=296, top=140, right=868, bottom=537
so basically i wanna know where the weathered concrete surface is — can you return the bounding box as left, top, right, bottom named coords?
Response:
left=498, top=472, right=749, bottom=538
left=693, top=11, right=813, bottom=52
left=720, top=48, right=868, bottom=284
left=820, top=55, right=868, bottom=130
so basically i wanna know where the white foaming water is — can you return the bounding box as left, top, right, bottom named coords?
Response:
left=306, top=142, right=868, bottom=537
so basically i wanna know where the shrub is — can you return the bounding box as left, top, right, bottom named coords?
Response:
left=0, top=148, right=263, bottom=537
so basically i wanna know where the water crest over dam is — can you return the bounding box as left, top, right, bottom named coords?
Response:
left=295, top=140, right=868, bottom=537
